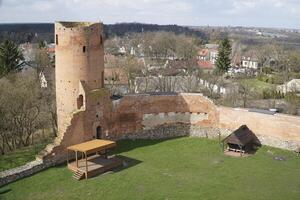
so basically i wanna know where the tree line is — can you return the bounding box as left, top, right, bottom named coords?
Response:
left=0, top=23, right=208, bottom=45
left=0, top=40, right=56, bottom=155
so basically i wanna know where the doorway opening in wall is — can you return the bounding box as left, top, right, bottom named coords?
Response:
left=77, top=95, right=83, bottom=109
left=96, top=126, right=102, bottom=139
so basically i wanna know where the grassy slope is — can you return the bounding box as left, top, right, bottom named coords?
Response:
left=0, top=139, right=51, bottom=172
left=1, top=137, right=300, bottom=200
left=240, top=78, right=274, bottom=92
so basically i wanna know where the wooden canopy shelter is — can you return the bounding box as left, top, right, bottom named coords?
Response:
left=222, top=125, right=261, bottom=155
left=67, top=139, right=122, bottom=180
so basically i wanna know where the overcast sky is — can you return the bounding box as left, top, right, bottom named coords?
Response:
left=0, top=0, right=299, bottom=29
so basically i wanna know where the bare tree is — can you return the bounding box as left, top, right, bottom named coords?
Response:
left=121, top=56, right=143, bottom=93
left=34, top=48, right=51, bottom=73
left=238, top=80, right=252, bottom=108
left=0, top=72, right=54, bottom=154
left=154, top=75, right=178, bottom=93
left=202, top=72, right=224, bottom=98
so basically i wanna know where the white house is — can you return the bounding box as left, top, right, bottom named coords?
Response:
left=277, top=79, right=300, bottom=94
left=241, top=56, right=259, bottom=69
left=118, top=46, right=126, bottom=54
left=130, top=47, right=136, bottom=55
left=204, top=44, right=219, bottom=65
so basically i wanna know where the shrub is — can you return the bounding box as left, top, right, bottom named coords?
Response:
left=261, top=67, right=272, bottom=74
left=272, top=74, right=285, bottom=85
left=285, top=93, right=300, bottom=107
left=262, top=89, right=284, bottom=99
left=257, top=74, right=274, bottom=83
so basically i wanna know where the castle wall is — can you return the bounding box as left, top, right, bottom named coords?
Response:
left=107, top=93, right=219, bottom=139
left=218, top=107, right=300, bottom=150
left=106, top=95, right=300, bottom=150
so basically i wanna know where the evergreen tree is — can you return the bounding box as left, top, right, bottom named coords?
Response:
left=0, top=40, right=24, bottom=78
left=38, top=40, right=46, bottom=49
left=215, top=38, right=231, bottom=74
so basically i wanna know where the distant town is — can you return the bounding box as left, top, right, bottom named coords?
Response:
left=2, top=22, right=298, bottom=115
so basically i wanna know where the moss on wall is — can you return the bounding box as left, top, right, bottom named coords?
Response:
left=88, top=88, right=109, bottom=103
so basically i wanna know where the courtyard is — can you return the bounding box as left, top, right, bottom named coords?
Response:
left=1, top=137, right=300, bottom=200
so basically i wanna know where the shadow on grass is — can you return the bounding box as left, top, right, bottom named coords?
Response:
left=113, top=136, right=186, bottom=154
left=0, top=187, right=11, bottom=194
left=89, top=138, right=187, bottom=176
left=113, top=155, right=142, bottom=173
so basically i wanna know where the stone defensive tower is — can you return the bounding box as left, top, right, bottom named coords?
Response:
left=55, top=22, right=104, bottom=133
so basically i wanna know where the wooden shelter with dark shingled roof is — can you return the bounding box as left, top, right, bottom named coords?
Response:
left=222, top=125, right=261, bottom=155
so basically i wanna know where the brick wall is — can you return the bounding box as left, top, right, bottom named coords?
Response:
left=218, top=107, right=300, bottom=150
left=109, top=93, right=219, bottom=137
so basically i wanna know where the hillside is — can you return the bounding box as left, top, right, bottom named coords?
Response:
left=0, top=23, right=208, bottom=44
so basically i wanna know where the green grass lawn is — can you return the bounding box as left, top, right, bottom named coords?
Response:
left=0, top=139, right=51, bottom=172
left=1, top=137, right=300, bottom=200
left=239, top=78, right=274, bottom=92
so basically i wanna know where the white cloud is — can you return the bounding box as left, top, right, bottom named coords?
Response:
left=0, top=0, right=299, bottom=28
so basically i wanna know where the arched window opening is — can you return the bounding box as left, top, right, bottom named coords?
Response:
left=101, top=71, right=104, bottom=88
left=100, top=35, right=103, bottom=45
left=77, top=95, right=83, bottom=109
left=83, top=46, right=86, bottom=53
left=55, top=34, right=59, bottom=45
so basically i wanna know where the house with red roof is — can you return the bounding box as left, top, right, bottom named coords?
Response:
left=197, top=60, right=214, bottom=71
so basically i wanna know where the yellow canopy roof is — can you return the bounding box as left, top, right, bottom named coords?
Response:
left=67, top=139, right=116, bottom=154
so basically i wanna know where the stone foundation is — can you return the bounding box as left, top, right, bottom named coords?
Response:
left=115, top=124, right=300, bottom=151
left=115, top=124, right=191, bottom=140
left=142, top=112, right=208, bottom=129
left=0, top=159, right=54, bottom=187
left=112, top=124, right=221, bottom=140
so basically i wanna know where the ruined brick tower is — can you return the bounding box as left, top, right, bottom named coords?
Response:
left=39, top=22, right=108, bottom=162
left=55, top=22, right=105, bottom=134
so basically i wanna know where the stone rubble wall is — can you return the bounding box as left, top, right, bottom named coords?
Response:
left=113, top=124, right=221, bottom=141
left=0, top=159, right=54, bottom=187
left=115, top=124, right=191, bottom=140
left=142, top=112, right=208, bottom=129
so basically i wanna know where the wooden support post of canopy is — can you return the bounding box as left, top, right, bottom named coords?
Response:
left=85, top=152, right=88, bottom=179
left=67, top=139, right=122, bottom=180
left=75, top=151, right=78, bottom=167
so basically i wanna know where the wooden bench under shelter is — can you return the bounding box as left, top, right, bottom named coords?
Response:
left=222, top=125, right=261, bottom=156
left=67, top=139, right=122, bottom=180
